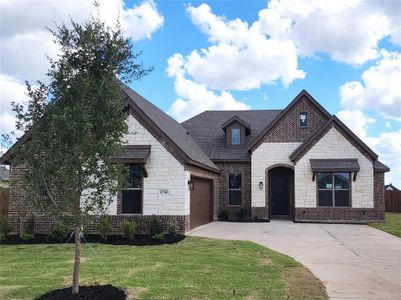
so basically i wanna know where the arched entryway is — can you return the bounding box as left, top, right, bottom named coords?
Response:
left=267, top=166, right=294, bottom=219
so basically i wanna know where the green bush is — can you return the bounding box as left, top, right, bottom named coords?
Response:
left=236, top=208, right=248, bottom=221
left=121, top=219, right=137, bottom=241
left=149, top=215, right=162, bottom=236
left=21, top=232, right=34, bottom=241
left=218, top=209, right=229, bottom=221
left=49, top=223, right=70, bottom=241
left=167, top=220, right=180, bottom=236
left=151, top=233, right=165, bottom=240
left=98, top=216, right=112, bottom=240
left=0, top=215, right=11, bottom=240
left=25, top=215, right=35, bottom=234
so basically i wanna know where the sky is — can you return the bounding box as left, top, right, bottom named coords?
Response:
left=0, top=0, right=400, bottom=186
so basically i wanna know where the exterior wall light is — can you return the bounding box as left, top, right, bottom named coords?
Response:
left=188, top=180, right=194, bottom=191
left=259, top=181, right=263, bottom=190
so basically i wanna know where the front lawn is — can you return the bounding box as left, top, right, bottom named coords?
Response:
left=0, top=237, right=327, bottom=299
left=370, top=212, right=401, bottom=238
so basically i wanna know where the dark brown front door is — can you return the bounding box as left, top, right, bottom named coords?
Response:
left=190, top=177, right=213, bottom=229
left=270, top=167, right=293, bottom=217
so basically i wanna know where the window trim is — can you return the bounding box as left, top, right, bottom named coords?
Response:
left=299, top=112, right=308, bottom=128
left=228, top=173, right=242, bottom=206
left=121, top=164, right=144, bottom=215
left=316, top=172, right=352, bottom=208
left=231, top=128, right=241, bottom=145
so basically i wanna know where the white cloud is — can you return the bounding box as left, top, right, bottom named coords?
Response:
left=259, top=0, right=400, bottom=65
left=337, top=110, right=401, bottom=187
left=167, top=54, right=250, bottom=122
left=173, top=4, right=305, bottom=91
left=339, top=51, right=401, bottom=120
left=0, top=0, right=163, bottom=82
left=0, top=0, right=163, bottom=144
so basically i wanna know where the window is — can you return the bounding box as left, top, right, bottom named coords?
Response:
left=317, top=172, right=350, bottom=207
left=299, top=112, right=308, bottom=127
left=232, top=128, right=240, bottom=145
left=122, top=165, right=143, bottom=214
left=229, top=173, right=242, bottom=205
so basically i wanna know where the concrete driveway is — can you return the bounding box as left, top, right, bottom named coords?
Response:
left=190, top=221, right=401, bottom=300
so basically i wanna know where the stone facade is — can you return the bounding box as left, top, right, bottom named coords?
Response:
left=251, top=143, right=301, bottom=209
left=294, top=127, right=373, bottom=208
left=122, top=114, right=189, bottom=216
left=215, top=162, right=251, bottom=221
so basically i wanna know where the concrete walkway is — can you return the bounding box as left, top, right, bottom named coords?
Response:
left=190, top=221, right=401, bottom=300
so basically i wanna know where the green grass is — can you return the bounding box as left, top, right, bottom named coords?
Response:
left=370, top=212, right=401, bottom=238
left=0, top=237, right=327, bottom=299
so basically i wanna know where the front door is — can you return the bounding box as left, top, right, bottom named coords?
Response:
left=270, top=167, right=292, bottom=217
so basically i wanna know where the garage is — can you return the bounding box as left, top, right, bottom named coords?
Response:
left=190, top=177, right=213, bottom=229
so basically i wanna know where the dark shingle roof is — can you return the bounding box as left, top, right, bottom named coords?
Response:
left=309, top=159, right=360, bottom=172
left=121, top=84, right=219, bottom=172
left=373, top=160, right=390, bottom=172
left=181, top=110, right=282, bottom=161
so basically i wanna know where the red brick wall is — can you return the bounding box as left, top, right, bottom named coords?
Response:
left=215, top=162, right=251, bottom=221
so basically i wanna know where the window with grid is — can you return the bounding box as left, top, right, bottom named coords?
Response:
left=317, top=172, right=350, bottom=207
left=232, top=128, right=240, bottom=145
left=229, top=173, right=242, bottom=205
left=122, top=165, right=143, bottom=214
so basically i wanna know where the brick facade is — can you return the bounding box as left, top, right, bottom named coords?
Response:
left=262, top=96, right=329, bottom=144
left=215, top=162, right=251, bottom=221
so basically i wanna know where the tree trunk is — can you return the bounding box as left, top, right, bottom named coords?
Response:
left=72, top=225, right=81, bottom=294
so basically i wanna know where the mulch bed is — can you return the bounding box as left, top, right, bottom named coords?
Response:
left=35, top=284, right=126, bottom=300
left=0, top=233, right=185, bottom=246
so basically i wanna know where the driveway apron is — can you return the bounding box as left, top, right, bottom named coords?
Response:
left=190, top=221, right=401, bottom=300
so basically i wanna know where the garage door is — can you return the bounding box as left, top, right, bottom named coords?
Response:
left=190, top=177, right=213, bottom=229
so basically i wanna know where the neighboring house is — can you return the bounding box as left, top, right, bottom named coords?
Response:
left=0, top=87, right=390, bottom=234
left=384, top=183, right=399, bottom=191
left=0, top=166, right=10, bottom=188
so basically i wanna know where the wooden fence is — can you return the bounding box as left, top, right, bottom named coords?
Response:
left=0, top=189, right=9, bottom=215
left=385, top=190, right=401, bottom=213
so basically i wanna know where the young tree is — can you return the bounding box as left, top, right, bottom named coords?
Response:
left=5, top=16, right=151, bottom=294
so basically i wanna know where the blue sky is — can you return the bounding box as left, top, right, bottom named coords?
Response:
left=1, top=0, right=400, bottom=185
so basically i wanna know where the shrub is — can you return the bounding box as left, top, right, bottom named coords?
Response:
left=149, top=215, right=162, bottom=236
left=49, top=223, right=70, bottom=241
left=121, top=219, right=137, bottom=241
left=25, top=215, right=35, bottom=234
left=218, top=209, right=229, bottom=221
left=167, top=220, right=180, bottom=236
left=0, top=216, right=11, bottom=241
left=21, top=232, right=34, bottom=241
left=152, top=233, right=165, bottom=240
left=236, top=208, right=248, bottom=221
left=98, top=216, right=112, bottom=240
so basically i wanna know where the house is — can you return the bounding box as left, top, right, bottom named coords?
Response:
left=0, top=86, right=390, bottom=234
left=0, top=166, right=10, bottom=188
left=384, top=183, right=399, bottom=191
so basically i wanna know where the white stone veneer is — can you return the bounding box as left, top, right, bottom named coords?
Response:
left=295, top=127, right=373, bottom=208
left=251, top=142, right=301, bottom=207
left=106, top=115, right=189, bottom=215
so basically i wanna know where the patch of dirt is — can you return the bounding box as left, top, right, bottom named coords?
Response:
left=1, top=234, right=185, bottom=246
left=125, top=287, right=148, bottom=300
left=283, top=266, right=328, bottom=300
left=35, top=284, right=126, bottom=300
left=258, top=258, right=272, bottom=266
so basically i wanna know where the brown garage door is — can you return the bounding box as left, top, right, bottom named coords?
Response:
left=190, top=177, right=213, bottom=229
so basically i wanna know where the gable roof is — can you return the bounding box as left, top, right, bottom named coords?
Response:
left=1, top=84, right=219, bottom=173
left=374, top=160, right=390, bottom=172
left=221, top=116, right=251, bottom=134
left=248, top=90, right=331, bottom=152
left=182, top=110, right=282, bottom=161
left=120, top=84, right=219, bottom=172
left=289, top=116, right=378, bottom=162
left=384, top=183, right=399, bottom=190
